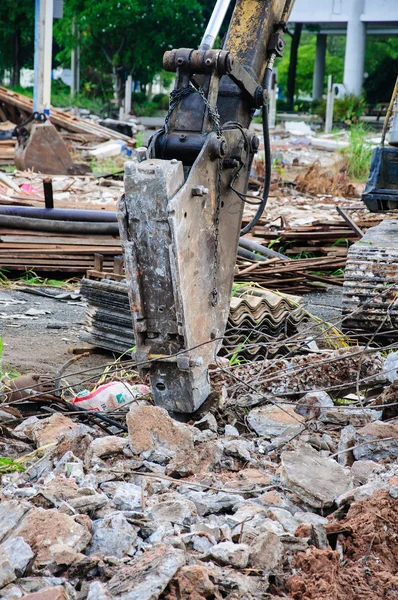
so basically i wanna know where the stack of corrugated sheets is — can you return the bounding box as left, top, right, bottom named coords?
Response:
left=80, top=279, right=308, bottom=360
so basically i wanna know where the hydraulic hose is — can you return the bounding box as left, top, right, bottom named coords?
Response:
left=240, top=63, right=273, bottom=236
left=0, top=206, right=117, bottom=222
left=0, top=215, right=119, bottom=235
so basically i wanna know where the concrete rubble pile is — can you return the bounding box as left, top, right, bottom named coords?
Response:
left=0, top=345, right=398, bottom=599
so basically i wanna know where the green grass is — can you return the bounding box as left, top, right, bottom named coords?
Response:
left=0, top=336, right=21, bottom=384
left=88, top=155, right=125, bottom=175
left=135, top=131, right=144, bottom=147
left=0, top=458, right=25, bottom=474
left=339, top=124, right=373, bottom=181
left=0, top=268, right=75, bottom=288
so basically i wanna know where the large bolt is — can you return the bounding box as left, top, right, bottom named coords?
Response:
left=136, top=147, right=148, bottom=162
left=191, top=185, right=209, bottom=197
left=209, top=136, right=228, bottom=160
left=251, top=136, right=260, bottom=153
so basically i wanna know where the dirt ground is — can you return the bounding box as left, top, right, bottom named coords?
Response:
left=0, top=285, right=113, bottom=379
left=1, top=283, right=344, bottom=380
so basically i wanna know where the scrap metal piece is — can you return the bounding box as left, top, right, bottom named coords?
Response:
left=342, top=219, right=398, bottom=338
left=15, top=121, right=90, bottom=175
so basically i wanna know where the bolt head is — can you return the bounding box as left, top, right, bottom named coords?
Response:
left=136, top=146, right=148, bottom=162
left=191, top=185, right=209, bottom=197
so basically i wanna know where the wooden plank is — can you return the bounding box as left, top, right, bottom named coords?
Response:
left=0, top=235, right=120, bottom=246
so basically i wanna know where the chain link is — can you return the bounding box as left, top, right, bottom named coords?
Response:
left=211, top=156, right=222, bottom=306
left=155, top=82, right=224, bottom=306
left=195, top=88, right=223, bottom=307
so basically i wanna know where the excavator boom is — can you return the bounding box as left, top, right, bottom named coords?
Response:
left=118, top=0, right=295, bottom=415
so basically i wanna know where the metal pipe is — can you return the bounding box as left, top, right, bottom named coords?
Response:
left=43, top=178, right=54, bottom=209
left=239, top=236, right=289, bottom=260
left=0, top=215, right=119, bottom=235
left=199, top=0, right=232, bottom=50
left=237, top=246, right=267, bottom=262
left=0, top=206, right=117, bottom=222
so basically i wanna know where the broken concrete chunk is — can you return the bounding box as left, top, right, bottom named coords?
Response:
left=170, top=565, right=215, bottom=599
left=193, top=413, right=218, bottom=433
left=353, top=421, right=398, bottom=461
left=10, top=508, right=91, bottom=567
left=249, top=531, right=283, bottom=570
left=31, top=414, right=78, bottom=447
left=247, top=404, right=305, bottom=439
left=267, top=507, right=297, bottom=533
left=280, top=445, right=351, bottom=508
left=225, top=424, right=240, bottom=437
left=181, top=490, right=244, bottom=516
left=48, top=543, right=85, bottom=569
left=293, top=512, right=328, bottom=526
left=113, top=482, right=143, bottom=511
left=0, top=536, right=34, bottom=589
left=127, top=405, right=194, bottom=462
left=107, top=544, right=185, bottom=599
left=16, top=587, right=69, bottom=600
left=40, top=477, right=79, bottom=506
left=337, top=425, right=357, bottom=467
left=209, top=541, right=250, bottom=568
left=320, top=407, right=382, bottom=427
left=0, top=500, right=31, bottom=543
left=68, top=492, right=108, bottom=513
left=222, top=439, right=253, bottom=462
left=295, top=391, right=334, bottom=419
left=88, top=513, right=137, bottom=558
left=85, top=436, right=129, bottom=466
left=149, top=495, right=197, bottom=525
left=87, top=581, right=111, bottom=600
left=350, top=460, right=381, bottom=486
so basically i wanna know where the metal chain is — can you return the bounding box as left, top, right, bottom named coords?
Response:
left=212, top=156, right=222, bottom=306
left=193, top=87, right=223, bottom=307
left=152, top=81, right=223, bottom=306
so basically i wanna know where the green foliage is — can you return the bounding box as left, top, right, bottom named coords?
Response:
left=0, top=458, right=25, bottom=474
left=0, top=268, right=73, bottom=288
left=313, top=94, right=366, bottom=124
left=277, top=34, right=345, bottom=99
left=276, top=32, right=398, bottom=106
left=339, top=124, right=373, bottom=181
left=364, top=37, right=398, bottom=103
left=54, top=0, right=205, bottom=93
left=152, top=93, right=170, bottom=110
left=131, top=92, right=147, bottom=105
left=0, top=1, right=34, bottom=83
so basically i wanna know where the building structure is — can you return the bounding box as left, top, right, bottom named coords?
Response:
left=289, top=0, right=398, bottom=98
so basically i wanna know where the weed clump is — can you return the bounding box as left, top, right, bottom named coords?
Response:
left=339, top=124, right=373, bottom=181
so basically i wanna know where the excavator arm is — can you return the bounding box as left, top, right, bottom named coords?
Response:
left=118, top=0, right=295, bottom=415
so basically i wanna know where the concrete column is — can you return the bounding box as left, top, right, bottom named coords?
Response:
left=71, top=22, right=80, bottom=98
left=33, top=0, right=54, bottom=112
left=125, top=75, right=132, bottom=118
left=343, top=0, right=366, bottom=96
left=312, top=34, right=327, bottom=100
left=325, top=75, right=334, bottom=133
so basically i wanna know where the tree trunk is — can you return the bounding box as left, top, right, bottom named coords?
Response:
left=112, top=66, right=125, bottom=108
left=286, top=23, right=302, bottom=111
left=11, top=28, right=21, bottom=87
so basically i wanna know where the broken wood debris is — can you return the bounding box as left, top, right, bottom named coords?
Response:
left=0, top=86, right=132, bottom=143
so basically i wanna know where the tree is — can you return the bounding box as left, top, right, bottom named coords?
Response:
left=286, top=23, right=302, bottom=110
left=55, top=0, right=206, bottom=105
left=0, top=1, right=34, bottom=86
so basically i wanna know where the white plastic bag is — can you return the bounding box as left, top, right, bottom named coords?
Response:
left=72, top=382, right=150, bottom=412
